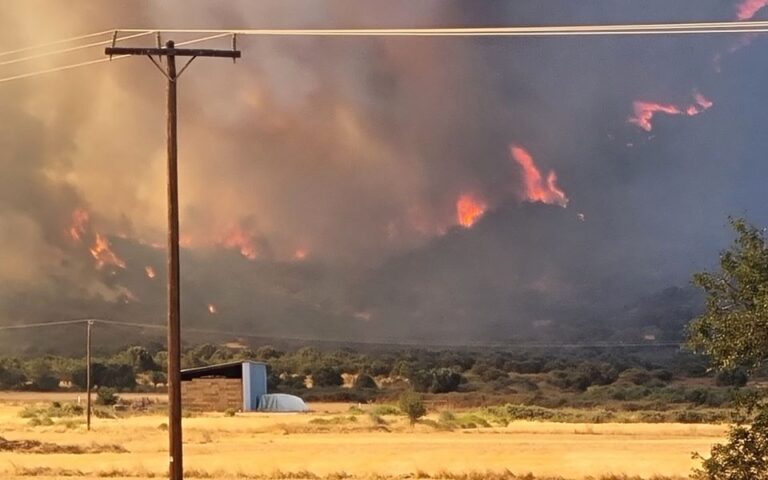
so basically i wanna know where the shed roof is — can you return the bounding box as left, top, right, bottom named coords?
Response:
left=180, top=360, right=266, bottom=381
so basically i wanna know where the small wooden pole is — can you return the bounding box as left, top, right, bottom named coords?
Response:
left=86, top=319, right=93, bottom=431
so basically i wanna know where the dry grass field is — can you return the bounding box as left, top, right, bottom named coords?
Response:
left=0, top=396, right=727, bottom=480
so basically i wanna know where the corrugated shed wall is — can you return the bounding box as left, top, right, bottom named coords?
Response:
left=242, top=362, right=268, bottom=411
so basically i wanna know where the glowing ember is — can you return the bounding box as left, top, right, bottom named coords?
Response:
left=220, top=224, right=257, bottom=260
left=456, top=194, right=487, bottom=228
left=292, top=249, right=308, bottom=261
left=628, top=93, right=713, bottom=132
left=145, top=266, right=156, bottom=279
left=207, top=304, right=218, bottom=314
left=737, top=0, right=768, bottom=19
left=89, top=233, right=127, bottom=270
left=510, top=145, right=569, bottom=208
left=68, top=208, right=90, bottom=242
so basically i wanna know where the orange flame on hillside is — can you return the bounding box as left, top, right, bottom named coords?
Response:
left=737, top=0, right=768, bottom=19
left=510, top=146, right=568, bottom=208
left=89, top=234, right=127, bottom=270
left=292, top=249, right=308, bottom=261
left=628, top=93, right=713, bottom=132
left=145, top=266, right=156, bottom=279
left=456, top=194, right=487, bottom=228
left=68, top=209, right=90, bottom=242
left=207, top=303, right=218, bottom=314
left=220, top=224, right=257, bottom=260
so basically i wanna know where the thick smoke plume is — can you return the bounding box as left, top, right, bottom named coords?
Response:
left=1, top=0, right=767, bottom=350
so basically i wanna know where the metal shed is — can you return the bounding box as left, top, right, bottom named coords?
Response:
left=180, top=360, right=267, bottom=412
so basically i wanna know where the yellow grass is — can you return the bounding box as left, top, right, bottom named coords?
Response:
left=0, top=400, right=727, bottom=479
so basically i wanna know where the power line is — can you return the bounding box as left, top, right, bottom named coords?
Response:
left=114, top=21, right=768, bottom=36
left=0, top=56, right=129, bottom=84
left=0, top=31, right=153, bottom=68
left=0, top=33, right=229, bottom=84
left=0, top=21, right=767, bottom=85
left=0, top=30, right=116, bottom=59
left=0, top=318, right=91, bottom=330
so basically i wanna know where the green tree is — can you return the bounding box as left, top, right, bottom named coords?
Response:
left=311, top=366, right=343, bottom=387
left=122, top=346, right=157, bottom=372
left=96, top=387, right=119, bottom=406
left=353, top=373, right=378, bottom=390
left=409, top=368, right=463, bottom=393
left=148, top=370, right=167, bottom=387
left=25, top=358, right=60, bottom=391
left=0, top=359, right=27, bottom=390
left=688, top=217, right=768, bottom=371
left=688, top=217, right=768, bottom=479
left=398, top=391, right=426, bottom=426
left=693, top=405, right=768, bottom=480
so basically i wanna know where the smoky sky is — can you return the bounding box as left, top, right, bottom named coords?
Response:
left=1, top=0, right=767, bottom=348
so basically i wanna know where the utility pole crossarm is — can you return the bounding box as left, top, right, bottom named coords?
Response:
left=105, top=47, right=241, bottom=58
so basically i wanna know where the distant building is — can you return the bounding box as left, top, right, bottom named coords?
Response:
left=181, top=360, right=308, bottom=412
left=181, top=360, right=267, bottom=412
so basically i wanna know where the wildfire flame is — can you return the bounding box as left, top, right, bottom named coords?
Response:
left=207, top=303, right=218, bottom=314
left=220, top=224, right=258, bottom=260
left=737, top=0, right=768, bottom=19
left=89, top=233, right=127, bottom=270
left=510, top=145, right=568, bottom=208
left=456, top=194, right=487, bottom=228
left=628, top=93, right=713, bottom=132
left=68, top=208, right=90, bottom=242
left=145, top=266, right=156, bottom=279
left=292, top=249, right=308, bottom=261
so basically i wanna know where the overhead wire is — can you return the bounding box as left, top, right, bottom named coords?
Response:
left=0, top=21, right=768, bottom=85
left=114, top=20, right=768, bottom=36
left=0, top=33, right=231, bottom=84
left=0, top=30, right=153, bottom=68
left=0, top=318, right=92, bottom=331
left=0, top=29, right=116, bottom=59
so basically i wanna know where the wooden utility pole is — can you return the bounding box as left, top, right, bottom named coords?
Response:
left=86, top=319, right=93, bottom=431
left=105, top=39, right=240, bottom=480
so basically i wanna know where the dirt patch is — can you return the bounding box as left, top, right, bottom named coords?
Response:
left=0, top=436, right=127, bottom=454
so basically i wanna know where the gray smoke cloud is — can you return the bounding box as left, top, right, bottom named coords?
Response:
left=1, top=1, right=766, bottom=350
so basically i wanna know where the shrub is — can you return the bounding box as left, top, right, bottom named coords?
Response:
left=693, top=406, right=768, bottom=479
left=371, top=404, right=400, bottom=416
left=637, top=411, right=666, bottom=423
left=715, top=368, right=749, bottom=388
left=353, top=374, right=378, bottom=390
left=368, top=413, right=388, bottom=426
left=618, top=368, right=654, bottom=386
left=409, top=368, right=463, bottom=393
left=676, top=410, right=706, bottom=424
left=439, top=410, right=457, bottom=423
left=224, top=408, right=236, bottom=417
left=148, top=370, right=167, bottom=387
left=95, top=387, right=119, bottom=406
left=398, top=391, right=426, bottom=426
left=311, top=366, right=343, bottom=388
